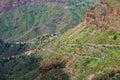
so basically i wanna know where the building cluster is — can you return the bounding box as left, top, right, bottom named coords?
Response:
left=42, top=33, right=59, bottom=40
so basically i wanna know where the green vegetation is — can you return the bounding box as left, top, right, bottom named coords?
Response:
left=0, top=0, right=96, bottom=42
left=1, top=24, right=120, bottom=80
left=0, top=0, right=120, bottom=80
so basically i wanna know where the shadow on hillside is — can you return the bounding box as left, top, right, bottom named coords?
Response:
left=40, top=69, right=70, bottom=80
left=0, top=54, right=43, bottom=80
left=0, top=74, right=5, bottom=80
left=0, top=42, right=28, bottom=59
left=38, top=58, right=70, bottom=80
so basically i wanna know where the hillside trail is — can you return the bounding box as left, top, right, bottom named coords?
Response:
left=58, top=43, right=120, bottom=61
left=64, top=43, right=120, bottom=47
left=24, top=42, right=120, bottom=57
left=5, top=40, right=120, bottom=60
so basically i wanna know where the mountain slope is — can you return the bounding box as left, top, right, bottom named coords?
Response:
left=0, top=0, right=120, bottom=80
left=32, top=0, right=120, bottom=79
left=0, top=0, right=98, bottom=42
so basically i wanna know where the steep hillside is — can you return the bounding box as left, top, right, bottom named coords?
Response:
left=40, top=0, right=120, bottom=79
left=0, top=0, right=98, bottom=42
left=0, top=0, right=67, bottom=15
left=0, top=0, right=120, bottom=80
